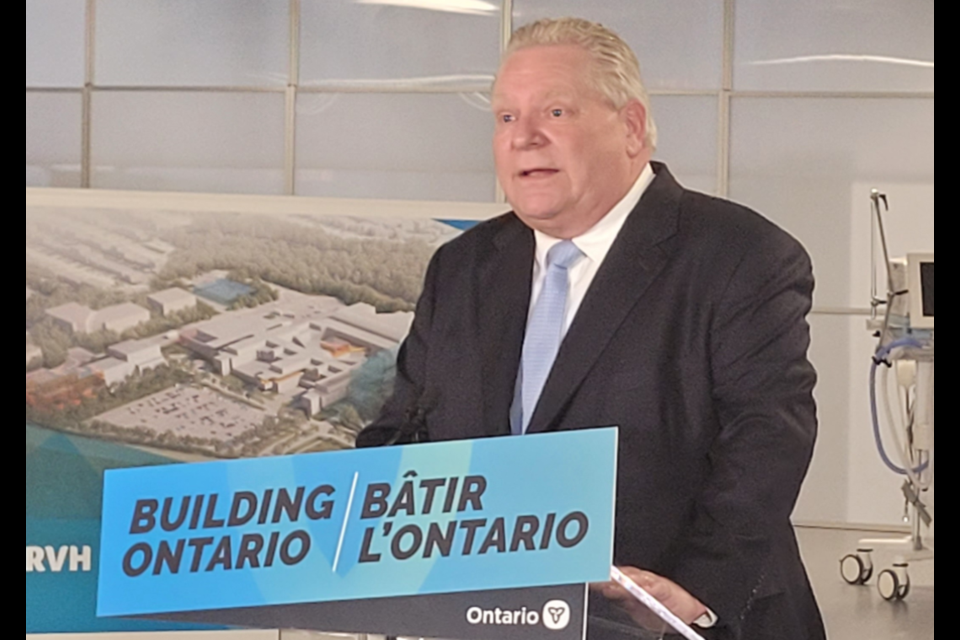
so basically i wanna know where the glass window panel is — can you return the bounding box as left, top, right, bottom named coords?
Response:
left=26, top=92, right=83, bottom=188
left=300, top=0, right=500, bottom=85
left=26, top=0, right=86, bottom=87
left=729, top=97, right=934, bottom=309
left=91, top=91, right=285, bottom=194
left=735, top=0, right=935, bottom=92
left=649, top=96, right=718, bottom=195
left=512, top=0, right=724, bottom=90
left=295, top=92, right=495, bottom=202
left=95, top=0, right=289, bottom=86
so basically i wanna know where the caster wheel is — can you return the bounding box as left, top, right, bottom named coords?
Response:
left=877, top=564, right=910, bottom=601
left=899, top=577, right=911, bottom=600
left=840, top=550, right=873, bottom=585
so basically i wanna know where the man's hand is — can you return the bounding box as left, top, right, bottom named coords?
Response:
left=592, top=566, right=709, bottom=629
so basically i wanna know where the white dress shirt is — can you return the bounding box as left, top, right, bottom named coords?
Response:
left=527, top=162, right=655, bottom=334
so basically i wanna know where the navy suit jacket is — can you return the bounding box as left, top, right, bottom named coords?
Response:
left=358, top=163, right=826, bottom=640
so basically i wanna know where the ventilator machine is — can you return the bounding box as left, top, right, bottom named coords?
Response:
left=839, top=190, right=934, bottom=601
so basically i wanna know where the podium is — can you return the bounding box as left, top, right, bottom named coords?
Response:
left=96, top=428, right=703, bottom=640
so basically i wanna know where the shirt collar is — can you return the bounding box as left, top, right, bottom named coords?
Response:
left=533, top=162, right=656, bottom=267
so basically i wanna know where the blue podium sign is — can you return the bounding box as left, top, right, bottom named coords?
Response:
left=97, top=428, right=617, bottom=618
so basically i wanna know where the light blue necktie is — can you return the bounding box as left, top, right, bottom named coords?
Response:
left=511, top=240, right=584, bottom=435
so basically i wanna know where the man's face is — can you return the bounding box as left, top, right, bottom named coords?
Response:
left=492, top=45, right=647, bottom=239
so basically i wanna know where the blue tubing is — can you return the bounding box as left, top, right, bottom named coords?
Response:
left=870, top=337, right=929, bottom=475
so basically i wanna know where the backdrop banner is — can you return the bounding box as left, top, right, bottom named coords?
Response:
left=26, top=197, right=484, bottom=633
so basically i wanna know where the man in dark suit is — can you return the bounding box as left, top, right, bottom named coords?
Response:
left=358, top=17, right=825, bottom=640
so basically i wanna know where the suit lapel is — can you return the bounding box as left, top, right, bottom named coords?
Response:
left=525, top=164, right=683, bottom=434
left=477, top=216, right=534, bottom=437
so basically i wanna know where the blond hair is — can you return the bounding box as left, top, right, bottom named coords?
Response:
left=504, top=17, right=658, bottom=150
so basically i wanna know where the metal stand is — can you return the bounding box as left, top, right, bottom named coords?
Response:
left=841, top=190, right=935, bottom=602
left=840, top=358, right=934, bottom=601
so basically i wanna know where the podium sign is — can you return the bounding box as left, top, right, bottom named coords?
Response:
left=97, top=428, right=617, bottom=624
left=150, top=584, right=590, bottom=640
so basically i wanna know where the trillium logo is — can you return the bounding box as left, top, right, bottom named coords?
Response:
left=542, top=599, right=571, bottom=630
